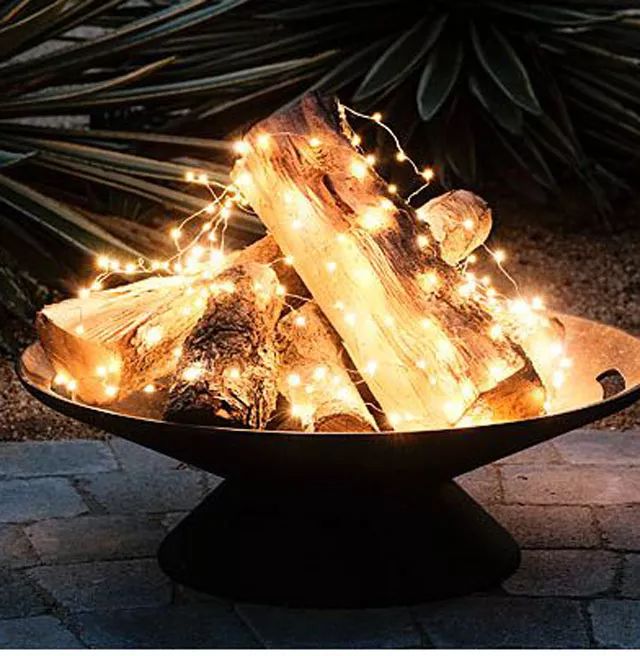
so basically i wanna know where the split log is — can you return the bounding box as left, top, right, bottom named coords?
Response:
left=36, top=235, right=306, bottom=405
left=276, top=303, right=377, bottom=432
left=416, top=190, right=491, bottom=265
left=232, top=93, right=545, bottom=429
left=164, top=263, right=283, bottom=428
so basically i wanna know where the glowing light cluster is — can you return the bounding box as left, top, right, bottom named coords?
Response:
left=59, top=101, right=571, bottom=430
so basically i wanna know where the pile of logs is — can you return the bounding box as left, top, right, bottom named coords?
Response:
left=36, top=94, right=563, bottom=433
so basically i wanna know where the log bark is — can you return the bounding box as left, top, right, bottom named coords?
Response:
left=232, top=93, right=545, bottom=429
left=36, top=235, right=306, bottom=405
left=164, top=263, right=283, bottom=428
left=276, top=303, right=377, bottom=432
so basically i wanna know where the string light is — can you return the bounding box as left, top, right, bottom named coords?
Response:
left=183, top=364, right=203, bottom=382
left=68, top=100, right=570, bottom=430
left=350, top=159, right=367, bottom=180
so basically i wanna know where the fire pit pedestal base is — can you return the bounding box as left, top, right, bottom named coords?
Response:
left=158, top=478, right=519, bottom=608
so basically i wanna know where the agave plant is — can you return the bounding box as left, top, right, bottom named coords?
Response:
left=1, top=0, right=640, bottom=351
left=157, top=0, right=640, bottom=205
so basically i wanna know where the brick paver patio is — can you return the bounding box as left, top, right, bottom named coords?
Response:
left=1, top=429, right=639, bottom=648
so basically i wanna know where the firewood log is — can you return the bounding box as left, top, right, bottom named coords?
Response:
left=164, top=263, right=283, bottom=428
left=276, top=303, right=377, bottom=432
left=232, top=93, right=545, bottom=429
left=36, top=234, right=307, bottom=405
left=416, top=190, right=491, bottom=265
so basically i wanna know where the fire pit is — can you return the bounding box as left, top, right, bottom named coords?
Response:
left=15, top=93, right=640, bottom=606
left=18, top=313, right=640, bottom=606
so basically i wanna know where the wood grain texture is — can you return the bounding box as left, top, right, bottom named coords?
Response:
left=276, top=303, right=377, bottom=432
left=164, top=263, right=283, bottom=428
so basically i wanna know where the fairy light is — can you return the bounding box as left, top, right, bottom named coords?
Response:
left=287, top=373, right=301, bottom=387
left=143, top=384, right=155, bottom=394
left=493, top=249, right=506, bottom=264
left=365, top=154, right=376, bottom=166
left=75, top=324, right=85, bottom=336
left=325, top=261, right=337, bottom=273
left=418, top=270, right=440, bottom=293
left=350, top=159, right=367, bottom=180
left=256, top=134, right=270, bottom=149
left=309, top=136, right=322, bottom=147
left=105, top=385, right=118, bottom=398
left=96, top=365, right=107, bottom=378
left=417, top=234, right=429, bottom=249
left=144, top=326, right=163, bottom=347
left=421, top=167, right=434, bottom=182
left=387, top=183, right=397, bottom=194
left=372, top=112, right=382, bottom=122
left=53, top=372, right=67, bottom=386
left=184, top=171, right=195, bottom=182
left=313, top=366, right=327, bottom=381
left=361, top=208, right=388, bottom=231
left=183, top=364, right=203, bottom=382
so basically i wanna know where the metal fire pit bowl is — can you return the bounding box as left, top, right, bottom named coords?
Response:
left=17, top=313, right=640, bottom=608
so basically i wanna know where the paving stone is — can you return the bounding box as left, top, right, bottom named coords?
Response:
left=0, top=615, right=83, bottom=648
left=621, top=554, right=640, bottom=598
left=501, top=464, right=640, bottom=505
left=237, top=604, right=420, bottom=648
left=590, top=600, right=640, bottom=648
left=0, top=526, right=38, bottom=567
left=25, top=515, right=166, bottom=564
left=173, top=583, right=224, bottom=605
left=0, top=570, right=47, bottom=619
left=0, top=440, right=117, bottom=478
left=488, top=505, right=598, bottom=548
left=107, top=437, right=179, bottom=471
left=595, top=505, right=640, bottom=550
left=202, top=472, right=225, bottom=492
left=73, top=604, right=258, bottom=648
left=416, top=596, right=589, bottom=648
left=456, top=466, right=501, bottom=504
left=0, top=478, right=87, bottom=523
left=77, top=470, right=204, bottom=514
left=497, top=441, right=561, bottom=465
left=554, top=429, right=640, bottom=465
left=29, top=559, right=172, bottom=612
left=503, top=550, right=616, bottom=597
left=161, top=511, right=187, bottom=531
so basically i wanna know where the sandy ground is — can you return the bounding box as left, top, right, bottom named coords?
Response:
left=1, top=199, right=639, bottom=440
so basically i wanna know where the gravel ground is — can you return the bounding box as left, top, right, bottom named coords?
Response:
left=1, top=198, right=639, bottom=440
